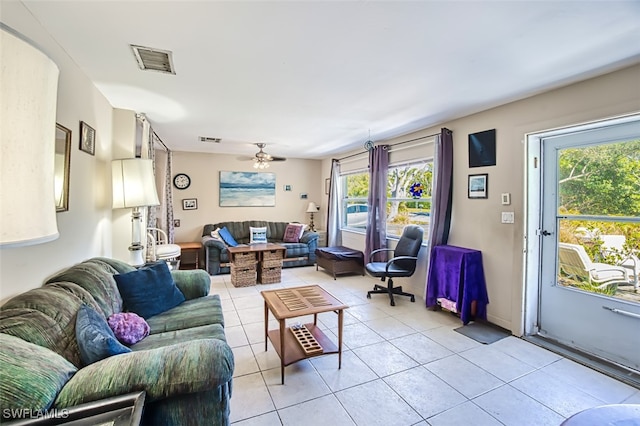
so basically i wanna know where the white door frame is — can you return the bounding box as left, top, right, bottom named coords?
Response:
left=523, top=112, right=640, bottom=336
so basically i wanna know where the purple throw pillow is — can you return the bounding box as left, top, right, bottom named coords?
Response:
left=283, top=224, right=304, bottom=243
left=107, top=312, right=150, bottom=345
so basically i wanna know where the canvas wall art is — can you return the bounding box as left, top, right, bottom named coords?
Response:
left=219, top=171, right=276, bottom=207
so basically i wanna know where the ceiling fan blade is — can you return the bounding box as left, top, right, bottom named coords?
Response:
left=270, top=157, right=286, bottom=161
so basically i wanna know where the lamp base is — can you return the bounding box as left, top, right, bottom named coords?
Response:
left=129, top=244, right=145, bottom=267
left=308, top=213, right=316, bottom=232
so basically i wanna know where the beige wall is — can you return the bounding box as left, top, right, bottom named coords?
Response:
left=323, top=63, right=640, bottom=333
left=0, top=4, right=134, bottom=303
left=168, top=152, right=324, bottom=242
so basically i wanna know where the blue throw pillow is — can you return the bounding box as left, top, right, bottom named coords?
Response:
left=76, top=304, right=131, bottom=366
left=218, top=226, right=238, bottom=247
left=114, top=261, right=186, bottom=319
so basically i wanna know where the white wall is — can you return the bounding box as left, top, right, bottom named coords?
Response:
left=168, top=151, right=323, bottom=242
left=0, top=3, right=118, bottom=303
left=323, top=63, right=640, bottom=333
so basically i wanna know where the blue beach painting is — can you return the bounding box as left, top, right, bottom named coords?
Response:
left=219, top=171, right=276, bottom=207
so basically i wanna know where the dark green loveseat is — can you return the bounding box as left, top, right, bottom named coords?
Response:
left=0, top=257, right=234, bottom=425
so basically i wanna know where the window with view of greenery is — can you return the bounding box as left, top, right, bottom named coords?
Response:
left=557, top=139, right=640, bottom=294
left=341, top=159, right=433, bottom=238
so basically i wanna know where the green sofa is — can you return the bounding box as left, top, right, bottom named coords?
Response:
left=0, top=257, right=234, bottom=425
left=202, top=221, right=319, bottom=275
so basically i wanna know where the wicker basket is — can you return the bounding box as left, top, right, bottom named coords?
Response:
left=231, top=266, right=257, bottom=287
left=262, top=258, right=283, bottom=268
left=262, top=249, right=284, bottom=262
left=232, top=251, right=258, bottom=267
left=259, top=266, right=282, bottom=284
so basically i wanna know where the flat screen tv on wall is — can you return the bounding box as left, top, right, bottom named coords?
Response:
left=468, top=129, right=496, bottom=168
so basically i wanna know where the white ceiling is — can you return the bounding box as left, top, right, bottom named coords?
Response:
left=18, top=0, right=640, bottom=160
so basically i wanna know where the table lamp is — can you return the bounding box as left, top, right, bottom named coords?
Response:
left=0, top=27, right=60, bottom=248
left=112, top=158, right=160, bottom=266
left=306, top=201, right=319, bottom=232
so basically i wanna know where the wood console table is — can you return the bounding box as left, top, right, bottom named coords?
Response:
left=426, top=245, right=489, bottom=324
left=261, top=285, right=348, bottom=384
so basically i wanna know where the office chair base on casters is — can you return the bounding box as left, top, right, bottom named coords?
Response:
left=366, top=280, right=415, bottom=306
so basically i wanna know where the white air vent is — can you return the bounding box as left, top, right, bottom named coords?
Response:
left=200, top=137, right=222, bottom=143
left=130, top=45, right=175, bottom=74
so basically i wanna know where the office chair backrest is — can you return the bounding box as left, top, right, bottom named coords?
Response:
left=394, top=225, right=424, bottom=272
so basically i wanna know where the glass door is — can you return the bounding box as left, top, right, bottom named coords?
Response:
left=538, top=117, right=640, bottom=371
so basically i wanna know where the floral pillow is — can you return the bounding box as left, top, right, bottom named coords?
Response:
left=107, top=312, right=150, bottom=345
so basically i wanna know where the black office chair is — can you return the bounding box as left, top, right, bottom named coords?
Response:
left=365, top=225, right=424, bottom=306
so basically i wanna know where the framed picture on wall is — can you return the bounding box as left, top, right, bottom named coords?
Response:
left=79, top=121, right=95, bottom=155
left=182, top=198, right=198, bottom=210
left=468, top=174, right=488, bottom=199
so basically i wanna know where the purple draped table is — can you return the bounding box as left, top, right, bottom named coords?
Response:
left=426, top=245, right=489, bottom=324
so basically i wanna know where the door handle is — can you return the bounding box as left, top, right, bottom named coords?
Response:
left=541, top=230, right=553, bottom=236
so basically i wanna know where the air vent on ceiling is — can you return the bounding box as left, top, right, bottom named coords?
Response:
left=200, top=136, right=222, bottom=143
left=130, top=44, right=175, bottom=74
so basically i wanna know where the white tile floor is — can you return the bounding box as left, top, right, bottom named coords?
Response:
left=209, top=266, right=640, bottom=426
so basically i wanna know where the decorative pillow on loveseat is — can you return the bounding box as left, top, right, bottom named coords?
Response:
left=250, top=226, right=267, bottom=244
left=283, top=223, right=305, bottom=243
left=108, top=312, right=150, bottom=345
left=218, top=227, right=238, bottom=247
left=114, top=261, right=186, bottom=319
left=76, top=304, right=131, bottom=366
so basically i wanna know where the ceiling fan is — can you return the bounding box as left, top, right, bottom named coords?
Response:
left=252, top=143, right=286, bottom=169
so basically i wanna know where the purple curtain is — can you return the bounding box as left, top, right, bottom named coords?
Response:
left=428, top=128, right=453, bottom=250
left=365, top=145, right=389, bottom=262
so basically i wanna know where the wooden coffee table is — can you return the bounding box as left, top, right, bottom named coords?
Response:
left=261, top=285, right=348, bottom=384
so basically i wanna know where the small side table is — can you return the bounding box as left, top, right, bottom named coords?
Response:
left=177, top=242, right=203, bottom=270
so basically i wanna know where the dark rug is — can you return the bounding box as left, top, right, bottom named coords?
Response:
left=454, top=321, right=510, bottom=345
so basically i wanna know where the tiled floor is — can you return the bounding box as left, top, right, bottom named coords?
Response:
left=210, top=266, right=640, bottom=426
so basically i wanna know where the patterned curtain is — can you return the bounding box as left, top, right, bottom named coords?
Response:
left=365, top=145, right=389, bottom=262
left=327, top=159, right=342, bottom=247
left=146, top=131, right=157, bottom=229
left=165, top=150, right=175, bottom=243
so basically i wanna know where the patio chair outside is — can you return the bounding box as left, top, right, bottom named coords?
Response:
left=558, top=242, right=630, bottom=290
left=600, top=234, right=639, bottom=290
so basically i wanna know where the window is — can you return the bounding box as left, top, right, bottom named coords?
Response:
left=341, top=159, right=433, bottom=239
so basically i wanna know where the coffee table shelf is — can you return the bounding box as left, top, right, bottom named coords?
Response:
left=267, top=324, right=338, bottom=365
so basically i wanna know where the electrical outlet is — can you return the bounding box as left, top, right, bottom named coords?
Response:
left=173, top=219, right=181, bottom=227
left=501, top=212, right=514, bottom=224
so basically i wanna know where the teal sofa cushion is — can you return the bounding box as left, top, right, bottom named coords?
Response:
left=76, top=305, right=131, bottom=366
left=0, top=333, right=77, bottom=414
left=114, top=262, right=185, bottom=319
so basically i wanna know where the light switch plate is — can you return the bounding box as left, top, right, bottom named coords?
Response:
left=501, top=193, right=511, bottom=205
left=501, top=212, right=514, bottom=224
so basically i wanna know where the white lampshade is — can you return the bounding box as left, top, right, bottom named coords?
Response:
left=112, top=159, right=160, bottom=208
left=0, top=27, right=60, bottom=248
left=306, top=202, right=319, bottom=213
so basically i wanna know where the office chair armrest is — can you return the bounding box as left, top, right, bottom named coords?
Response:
left=385, top=255, right=418, bottom=273
left=369, top=248, right=394, bottom=262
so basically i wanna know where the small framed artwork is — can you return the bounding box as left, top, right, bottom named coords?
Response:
left=300, top=193, right=308, bottom=199
left=79, top=121, right=96, bottom=155
left=182, top=198, right=198, bottom=210
left=284, top=185, right=292, bottom=191
left=325, top=178, right=330, bottom=195
left=468, top=174, right=488, bottom=199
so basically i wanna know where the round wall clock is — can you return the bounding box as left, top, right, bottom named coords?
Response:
left=173, top=173, right=191, bottom=190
